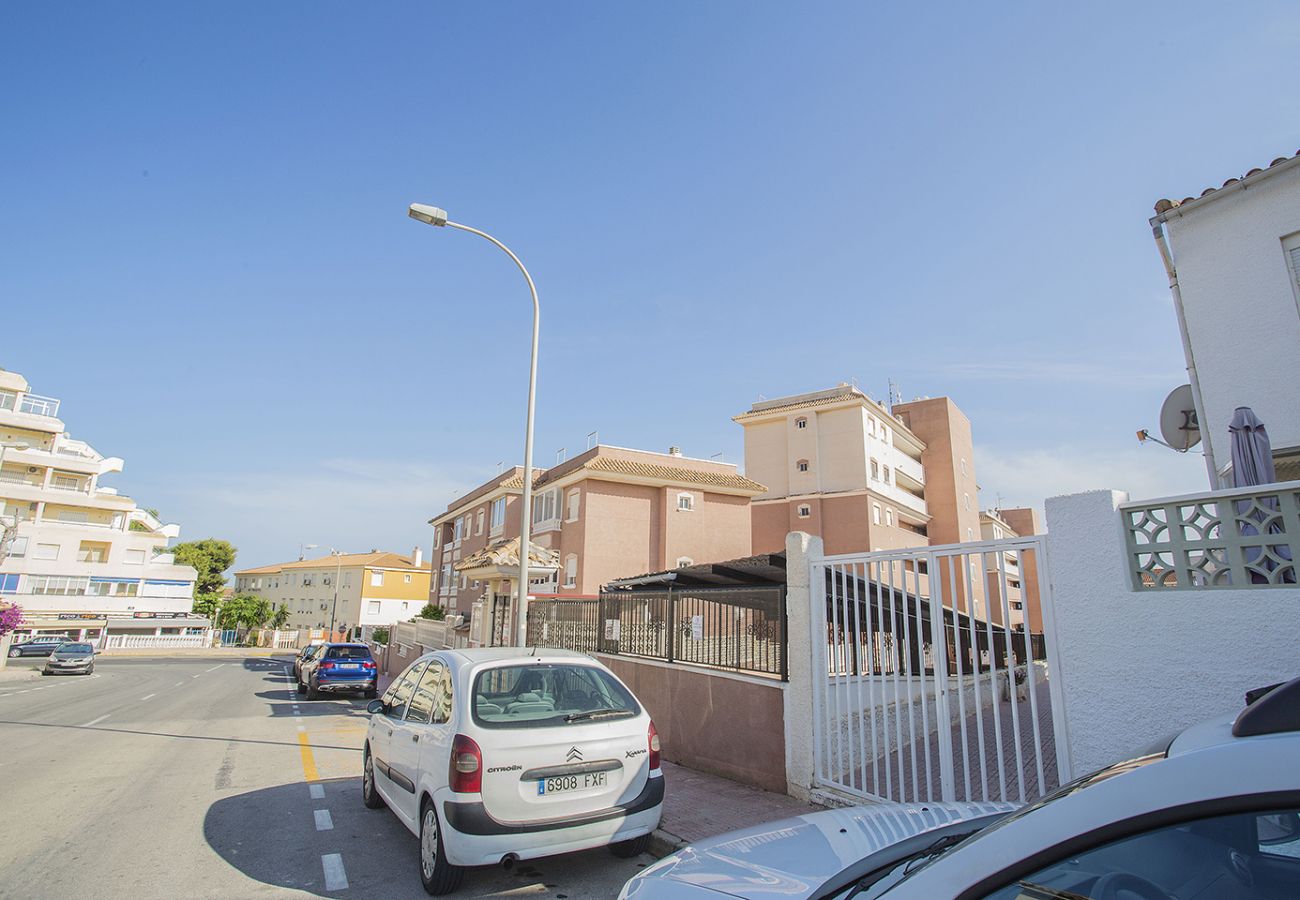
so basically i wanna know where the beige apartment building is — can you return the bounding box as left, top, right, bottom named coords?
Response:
left=736, top=384, right=986, bottom=611
left=233, top=549, right=431, bottom=635
left=428, top=445, right=765, bottom=644
left=980, top=506, right=1045, bottom=632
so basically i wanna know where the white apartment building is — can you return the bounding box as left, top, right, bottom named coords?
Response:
left=0, top=368, right=201, bottom=642
left=1152, top=150, right=1300, bottom=485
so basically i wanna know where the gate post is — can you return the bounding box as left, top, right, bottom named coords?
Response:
left=782, top=531, right=822, bottom=802
left=926, top=550, right=957, bottom=802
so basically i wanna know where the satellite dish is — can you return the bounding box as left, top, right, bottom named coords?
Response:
left=1159, top=384, right=1201, bottom=452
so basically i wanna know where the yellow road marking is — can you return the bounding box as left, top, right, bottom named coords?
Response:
left=297, top=732, right=319, bottom=782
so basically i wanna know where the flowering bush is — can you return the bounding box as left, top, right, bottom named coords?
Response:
left=0, top=602, right=23, bottom=638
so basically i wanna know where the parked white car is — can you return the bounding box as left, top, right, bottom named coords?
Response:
left=363, top=648, right=664, bottom=895
left=622, top=675, right=1300, bottom=899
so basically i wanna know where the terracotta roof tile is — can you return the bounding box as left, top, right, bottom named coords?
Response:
left=1154, top=150, right=1300, bottom=214
left=455, top=537, right=559, bottom=571
left=236, top=551, right=430, bottom=576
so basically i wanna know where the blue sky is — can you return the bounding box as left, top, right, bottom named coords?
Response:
left=3, top=3, right=1297, bottom=569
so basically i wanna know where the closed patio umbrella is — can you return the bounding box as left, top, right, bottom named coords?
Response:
left=1228, top=407, right=1292, bottom=583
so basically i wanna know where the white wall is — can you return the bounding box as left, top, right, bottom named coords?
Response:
left=1165, top=163, right=1300, bottom=470
left=1044, top=489, right=1300, bottom=776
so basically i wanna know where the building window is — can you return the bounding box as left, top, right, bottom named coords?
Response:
left=963, top=493, right=971, bottom=511
left=797, top=504, right=811, bottom=518
left=532, top=488, right=561, bottom=525
left=870, top=459, right=879, bottom=480
left=34, top=543, right=60, bottom=561
left=881, top=465, right=890, bottom=484
left=490, top=497, right=506, bottom=533
left=872, top=504, right=881, bottom=525
left=885, top=508, right=894, bottom=526
left=795, top=417, right=807, bottom=429
left=453, top=518, right=463, bottom=543
left=460, top=574, right=468, bottom=590
left=5, top=537, right=27, bottom=558
left=370, top=571, right=383, bottom=587
left=367, top=601, right=380, bottom=615
left=797, top=459, right=809, bottom=473
left=476, top=509, right=484, bottom=535
left=440, top=564, right=452, bottom=589
left=676, top=492, right=694, bottom=512
left=967, top=527, right=974, bottom=542
left=433, top=527, right=440, bottom=548
left=567, top=490, right=580, bottom=522
left=993, top=525, right=1003, bottom=540
left=563, top=555, right=577, bottom=587
left=960, top=457, right=968, bottom=477
left=867, top=416, right=876, bottom=436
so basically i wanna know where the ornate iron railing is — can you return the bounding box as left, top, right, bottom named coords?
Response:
left=1121, top=481, right=1300, bottom=589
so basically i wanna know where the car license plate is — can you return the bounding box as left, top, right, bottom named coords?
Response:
left=339, top=663, right=359, bottom=670
left=537, top=772, right=607, bottom=796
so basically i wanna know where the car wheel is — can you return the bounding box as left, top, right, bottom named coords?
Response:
left=362, top=747, right=385, bottom=810
left=306, top=680, right=319, bottom=701
left=7, top=648, right=20, bottom=658
left=41, top=669, right=50, bottom=676
left=86, top=664, right=94, bottom=675
left=609, top=833, right=653, bottom=858
left=296, top=679, right=307, bottom=694
left=418, top=798, right=462, bottom=896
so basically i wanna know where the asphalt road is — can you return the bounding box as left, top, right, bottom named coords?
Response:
left=0, top=655, right=653, bottom=898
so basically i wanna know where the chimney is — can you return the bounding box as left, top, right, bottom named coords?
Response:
left=668, top=446, right=682, bottom=457
left=412, top=546, right=423, bottom=567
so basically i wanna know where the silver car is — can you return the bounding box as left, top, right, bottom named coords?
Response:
left=42, top=642, right=97, bottom=676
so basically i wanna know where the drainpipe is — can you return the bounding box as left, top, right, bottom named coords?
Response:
left=1151, top=217, right=1220, bottom=488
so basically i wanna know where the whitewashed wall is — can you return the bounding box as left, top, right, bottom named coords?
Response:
left=1044, top=489, right=1300, bottom=776
left=1164, top=162, right=1300, bottom=472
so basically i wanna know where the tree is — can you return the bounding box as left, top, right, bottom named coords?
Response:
left=171, top=539, right=237, bottom=595
left=215, top=594, right=268, bottom=632
left=270, top=607, right=290, bottom=629
left=372, top=626, right=390, bottom=645
left=418, top=602, right=446, bottom=621
left=192, top=592, right=222, bottom=620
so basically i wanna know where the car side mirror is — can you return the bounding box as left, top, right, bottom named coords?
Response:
left=1259, top=812, right=1300, bottom=845
left=367, top=699, right=386, bottom=715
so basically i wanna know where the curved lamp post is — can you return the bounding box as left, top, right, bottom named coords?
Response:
left=408, top=204, right=539, bottom=648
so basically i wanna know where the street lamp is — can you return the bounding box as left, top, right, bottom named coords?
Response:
left=299, top=542, right=318, bottom=561
left=328, top=548, right=346, bottom=638
left=408, top=203, right=540, bottom=648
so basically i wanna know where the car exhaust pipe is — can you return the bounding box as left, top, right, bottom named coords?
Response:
left=500, top=853, right=519, bottom=871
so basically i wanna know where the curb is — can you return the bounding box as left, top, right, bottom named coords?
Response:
left=649, top=827, right=689, bottom=858
left=0, top=669, right=41, bottom=682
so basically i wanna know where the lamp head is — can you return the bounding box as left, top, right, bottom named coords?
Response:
left=408, top=203, right=449, bottom=227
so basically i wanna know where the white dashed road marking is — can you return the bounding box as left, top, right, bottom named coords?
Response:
left=314, top=809, right=334, bottom=831
left=82, top=714, right=110, bottom=727
left=322, top=854, right=348, bottom=891
left=309, top=784, right=325, bottom=800
left=140, top=693, right=156, bottom=701
left=205, top=664, right=224, bottom=673
left=175, top=681, right=185, bottom=686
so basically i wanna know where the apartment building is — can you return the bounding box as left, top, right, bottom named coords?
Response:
left=233, top=549, right=431, bottom=634
left=428, top=445, right=765, bottom=645
left=0, top=368, right=200, bottom=641
left=979, top=506, right=1045, bottom=632
left=737, top=384, right=986, bottom=611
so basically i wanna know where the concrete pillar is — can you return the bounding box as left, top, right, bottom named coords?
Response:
left=782, top=530, right=822, bottom=801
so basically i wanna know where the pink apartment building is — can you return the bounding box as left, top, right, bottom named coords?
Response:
left=428, top=445, right=766, bottom=643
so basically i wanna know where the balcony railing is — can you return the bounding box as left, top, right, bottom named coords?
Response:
left=18, top=394, right=60, bottom=417
left=1121, top=480, right=1300, bottom=590
left=0, top=471, right=40, bottom=487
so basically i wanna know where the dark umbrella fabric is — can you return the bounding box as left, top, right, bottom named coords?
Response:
left=1228, top=407, right=1292, bottom=583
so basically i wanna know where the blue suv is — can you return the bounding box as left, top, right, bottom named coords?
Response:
left=298, top=643, right=378, bottom=700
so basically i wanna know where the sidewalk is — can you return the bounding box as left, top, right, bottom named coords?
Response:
left=654, top=760, right=824, bottom=853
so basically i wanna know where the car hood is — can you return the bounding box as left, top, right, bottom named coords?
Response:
left=624, top=801, right=1017, bottom=899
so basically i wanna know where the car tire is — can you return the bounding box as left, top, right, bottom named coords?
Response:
left=307, top=680, right=319, bottom=701
left=610, top=833, right=653, bottom=858
left=7, top=648, right=20, bottom=658
left=418, top=798, right=463, bottom=896
left=40, top=670, right=50, bottom=676
left=362, top=747, right=385, bottom=810
left=86, top=665, right=94, bottom=675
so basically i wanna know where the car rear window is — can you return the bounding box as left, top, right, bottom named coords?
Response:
left=327, top=646, right=372, bottom=660
left=59, top=644, right=94, bottom=654
left=472, top=663, right=639, bottom=729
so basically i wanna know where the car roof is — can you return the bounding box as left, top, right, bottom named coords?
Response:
left=324, top=642, right=370, bottom=649
left=440, top=647, right=593, bottom=665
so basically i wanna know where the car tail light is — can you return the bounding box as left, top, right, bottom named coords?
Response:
left=362, top=660, right=376, bottom=669
left=449, top=734, right=482, bottom=793
left=648, top=720, right=661, bottom=770
left=319, top=661, right=336, bottom=670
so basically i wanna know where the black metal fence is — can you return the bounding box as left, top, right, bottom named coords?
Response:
left=526, top=586, right=787, bottom=680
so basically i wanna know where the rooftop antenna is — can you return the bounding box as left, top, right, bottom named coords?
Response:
left=496, top=461, right=504, bottom=475
left=1137, top=384, right=1201, bottom=454
left=587, top=430, right=598, bottom=450
left=887, top=379, right=902, bottom=411
left=710, top=451, right=725, bottom=463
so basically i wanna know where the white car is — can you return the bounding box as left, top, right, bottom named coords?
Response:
left=622, top=675, right=1300, bottom=899
left=363, top=647, right=664, bottom=895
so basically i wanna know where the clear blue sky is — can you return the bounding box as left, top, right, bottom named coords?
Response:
left=3, top=3, right=1297, bottom=569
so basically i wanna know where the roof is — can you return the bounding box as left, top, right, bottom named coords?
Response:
left=1154, top=150, right=1300, bottom=216
left=547, top=454, right=765, bottom=493
left=235, top=551, right=430, bottom=577
left=455, top=537, right=560, bottom=572
left=606, top=551, right=788, bottom=589
left=733, top=385, right=880, bottom=421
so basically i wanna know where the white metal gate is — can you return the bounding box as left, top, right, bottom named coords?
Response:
left=809, top=536, right=1071, bottom=806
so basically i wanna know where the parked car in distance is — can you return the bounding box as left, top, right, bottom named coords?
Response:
left=293, top=640, right=326, bottom=681
left=43, top=642, right=97, bottom=676
left=7, top=635, right=74, bottom=658
left=621, top=674, right=1300, bottom=899
left=363, top=648, right=664, bottom=895
left=298, top=642, right=377, bottom=700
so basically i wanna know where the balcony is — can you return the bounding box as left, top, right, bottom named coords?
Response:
left=0, top=391, right=63, bottom=433
left=1121, top=480, right=1300, bottom=589
left=18, top=394, right=60, bottom=417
